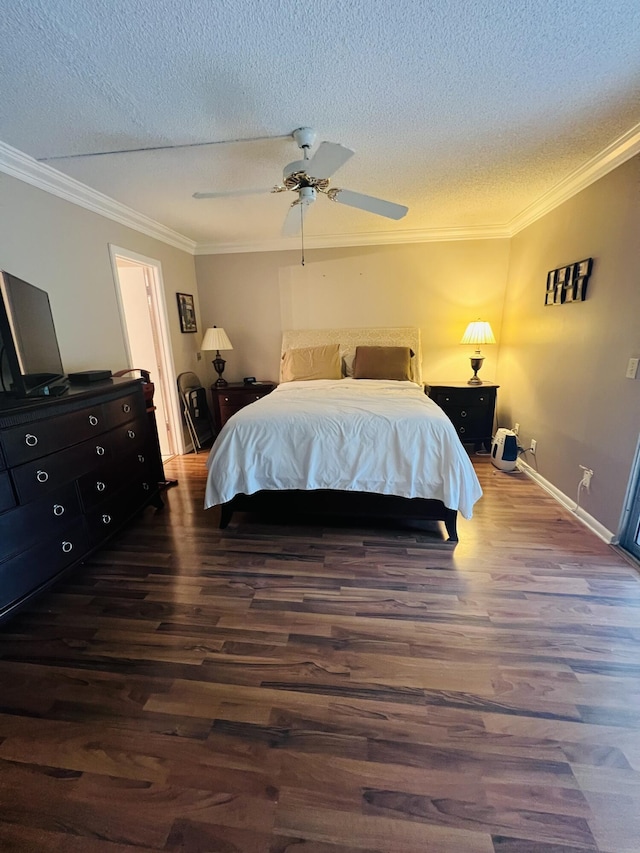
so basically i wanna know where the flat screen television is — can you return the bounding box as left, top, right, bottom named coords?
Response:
left=0, top=270, right=67, bottom=398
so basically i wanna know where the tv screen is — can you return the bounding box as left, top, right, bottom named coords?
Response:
left=0, top=271, right=66, bottom=397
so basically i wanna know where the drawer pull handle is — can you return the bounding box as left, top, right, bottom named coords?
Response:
left=101, top=514, right=112, bottom=525
left=25, top=433, right=38, bottom=447
left=479, top=396, right=485, bottom=402
left=96, top=445, right=105, bottom=456
left=96, top=481, right=106, bottom=492
left=224, top=397, right=230, bottom=402
left=255, top=395, right=261, bottom=400
left=138, top=453, right=145, bottom=463
left=53, top=504, right=65, bottom=517
left=142, top=482, right=150, bottom=491
left=459, top=426, right=466, bottom=434
left=127, top=429, right=136, bottom=439
left=444, top=396, right=450, bottom=402
left=123, top=403, right=131, bottom=413
left=61, top=541, right=73, bottom=554
left=36, top=470, right=49, bottom=483
left=89, top=415, right=99, bottom=426
left=461, top=410, right=467, bottom=418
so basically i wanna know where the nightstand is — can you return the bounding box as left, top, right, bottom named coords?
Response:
left=211, top=382, right=276, bottom=431
left=425, top=383, right=498, bottom=451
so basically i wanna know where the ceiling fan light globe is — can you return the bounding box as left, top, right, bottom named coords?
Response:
left=298, top=186, right=316, bottom=204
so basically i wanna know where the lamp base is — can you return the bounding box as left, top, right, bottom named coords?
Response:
left=468, top=356, right=484, bottom=385
left=213, top=353, right=227, bottom=387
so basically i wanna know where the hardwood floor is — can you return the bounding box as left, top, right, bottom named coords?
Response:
left=1, top=454, right=639, bottom=852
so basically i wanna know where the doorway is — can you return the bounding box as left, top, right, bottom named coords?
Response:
left=109, top=246, right=184, bottom=459
left=619, top=435, right=640, bottom=562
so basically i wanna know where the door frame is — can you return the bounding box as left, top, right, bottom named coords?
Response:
left=617, top=432, right=640, bottom=560
left=108, top=244, right=185, bottom=456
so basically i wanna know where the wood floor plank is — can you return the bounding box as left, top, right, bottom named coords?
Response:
left=0, top=454, right=639, bottom=850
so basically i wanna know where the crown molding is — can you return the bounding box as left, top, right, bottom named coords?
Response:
left=3, top=121, right=639, bottom=257
left=0, top=139, right=196, bottom=254
left=194, top=224, right=510, bottom=255
left=508, top=121, right=640, bottom=235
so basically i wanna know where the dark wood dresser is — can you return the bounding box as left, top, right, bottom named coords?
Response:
left=426, top=382, right=498, bottom=451
left=0, top=378, right=162, bottom=622
left=211, top=382, right=276, bottom=431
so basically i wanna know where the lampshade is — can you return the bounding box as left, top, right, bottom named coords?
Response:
left=201, top=326, right=233, bottom=352
left=460, top=320, right=496, bottom=348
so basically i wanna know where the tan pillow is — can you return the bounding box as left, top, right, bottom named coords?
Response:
left=281, top=343, right=342, bottom=382
left=352, top=346, right=412, bottom=381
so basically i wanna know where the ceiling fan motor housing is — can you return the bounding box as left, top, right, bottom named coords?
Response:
left=298, top=186, right=316, bottom=204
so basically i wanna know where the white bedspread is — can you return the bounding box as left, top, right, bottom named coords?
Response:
left=205, top=379, right=482, bottom=518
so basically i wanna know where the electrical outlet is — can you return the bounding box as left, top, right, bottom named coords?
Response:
left=196, top=352, right=202, bottom=361
left=626, top=357, right=639, bottom=379
left=513, top=423, right=520, bottom=435
left=580, top=465, right=594, bottom=491
left=530, top=439, right=537, bottom=454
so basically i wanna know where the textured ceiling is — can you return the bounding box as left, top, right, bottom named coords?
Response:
left=1, top=0, right=640, bottom=251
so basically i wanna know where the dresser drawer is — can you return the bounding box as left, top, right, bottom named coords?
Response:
left=0, top=482, right=81, bottom=562
left=104, top=389, right=146, bottom=429
left=431, top=389, right=493, bottom=410
left=0, top=518, right=87, bottom=612
left=108, top=416, right=148, bottom=456
left=0, top=404, right=107, bottom=465
left=0, top=471, right=16, bottom=514
left=85, top=473, right=155, bottom=545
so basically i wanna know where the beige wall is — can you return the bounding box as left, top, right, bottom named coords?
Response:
left=0, top=173, right=200, bottom=380
left=498, top=154, right=640, bottom=533
left=195, top=240, right=511, bottom=388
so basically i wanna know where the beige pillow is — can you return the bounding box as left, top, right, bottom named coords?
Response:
left=281, top=343, right=342, bottom=382
left=352, top=346, right=412, bottom=381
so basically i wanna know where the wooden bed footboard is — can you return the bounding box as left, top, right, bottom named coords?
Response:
left=218, top=489, right=458, bottom=541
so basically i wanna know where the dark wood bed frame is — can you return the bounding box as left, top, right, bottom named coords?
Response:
left=218, top=489, right=458, bottom=541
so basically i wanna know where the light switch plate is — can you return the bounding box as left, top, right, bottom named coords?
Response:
left=626, top=357, right=639, bottom=379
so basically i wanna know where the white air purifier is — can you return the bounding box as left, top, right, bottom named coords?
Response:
left=491, top=428, right=519, bottom=472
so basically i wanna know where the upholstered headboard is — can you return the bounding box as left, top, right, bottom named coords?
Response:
left=281, top=327, right=423, bottom=384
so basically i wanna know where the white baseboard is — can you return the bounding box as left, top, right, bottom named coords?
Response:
left=516, top=459, right=615, bottom=544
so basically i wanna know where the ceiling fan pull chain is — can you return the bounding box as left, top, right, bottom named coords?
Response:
left=301, top=204, right=305, bottom=266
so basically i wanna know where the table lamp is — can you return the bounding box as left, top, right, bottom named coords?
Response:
left=460, top=320, right=496, bottom=385
left=201, top=326, right=233, bottom=387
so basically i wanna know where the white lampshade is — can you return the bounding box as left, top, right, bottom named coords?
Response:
left=460, top=320, right=496, bottom=348
left=201, top=326, right=233, bottom=352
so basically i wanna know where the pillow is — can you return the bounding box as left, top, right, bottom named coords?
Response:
left=341, top=348, right=356, bottom=377
left=281, top=343, right=342, bottom=382
left=352, top=346, right=412, bottom=381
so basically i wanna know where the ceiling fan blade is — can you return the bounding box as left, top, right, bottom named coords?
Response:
left=193, top=188, right=272, bottom=199
left=330, top=188, right=408, bottom=220
left=282, top=202, right=310, bottom=237
left=306, top=141, right=354, bottom=179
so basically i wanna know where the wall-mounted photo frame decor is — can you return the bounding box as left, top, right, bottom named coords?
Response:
left=176, top=292, right=197, bottom=333
left=545, top=270, right=557, bottom=305
left=545, top=258, right=593, bottom=306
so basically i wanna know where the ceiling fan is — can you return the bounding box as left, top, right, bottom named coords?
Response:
left=193, top=127, right=408, bottom=237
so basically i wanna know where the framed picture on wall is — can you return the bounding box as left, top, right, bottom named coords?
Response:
left=545, top=270, right=557, bottom=305
left=177, top=292, right=197, bottom=333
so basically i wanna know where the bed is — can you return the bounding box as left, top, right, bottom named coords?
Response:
left=204, top=327, right=482, bottom=541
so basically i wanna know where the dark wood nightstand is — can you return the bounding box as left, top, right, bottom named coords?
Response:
left=211, top=382, right=276, bottom=431
left=425, top=382, right=499, bottom=451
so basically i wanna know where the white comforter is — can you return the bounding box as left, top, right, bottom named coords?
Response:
left=205, top=379, right=482, bottom=518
